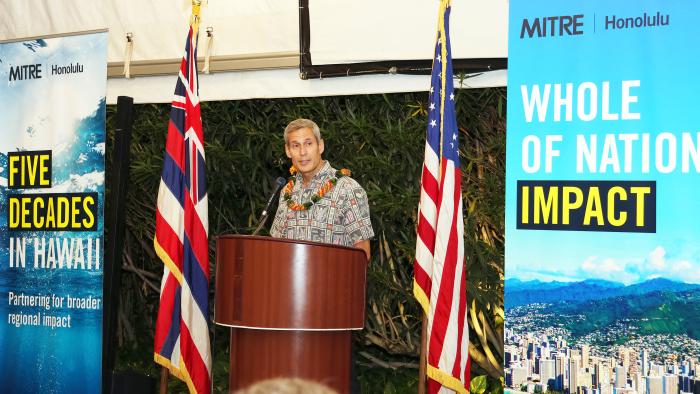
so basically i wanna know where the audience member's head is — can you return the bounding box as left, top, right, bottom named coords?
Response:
left=235, top=377, right=338, bottom=394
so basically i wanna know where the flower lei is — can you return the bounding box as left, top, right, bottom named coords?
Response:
left=283, top=165, right=351, bottom=211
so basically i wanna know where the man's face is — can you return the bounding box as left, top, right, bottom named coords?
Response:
left=285, top=127, right=325, bottom=179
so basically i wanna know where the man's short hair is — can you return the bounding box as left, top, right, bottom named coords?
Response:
left=284, top=118, right=321, bottom=145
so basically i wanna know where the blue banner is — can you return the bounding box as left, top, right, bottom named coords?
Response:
left=0, top=32, right=107, bottom=393
left=506, top=1, right=700, bottom=392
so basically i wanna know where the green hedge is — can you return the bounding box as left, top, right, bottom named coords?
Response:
left=106, top=88, right=506, bottom=393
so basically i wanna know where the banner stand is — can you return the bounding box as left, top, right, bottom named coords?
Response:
left=102, top=96, right=141, bottom=393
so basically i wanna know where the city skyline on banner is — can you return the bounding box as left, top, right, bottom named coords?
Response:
left=505, top=1, right=700, bottom=287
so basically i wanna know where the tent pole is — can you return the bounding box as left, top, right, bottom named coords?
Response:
left=102, top=95, right=134, bottom=393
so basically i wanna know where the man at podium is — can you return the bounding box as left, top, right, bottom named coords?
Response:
left=270, top=118, right=373, bottom=259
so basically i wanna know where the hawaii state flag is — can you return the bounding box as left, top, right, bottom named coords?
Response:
left=153, top=14, right=212, bottom=394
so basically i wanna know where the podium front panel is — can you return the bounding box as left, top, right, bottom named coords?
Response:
left=215, top=235, right=367, bottom=330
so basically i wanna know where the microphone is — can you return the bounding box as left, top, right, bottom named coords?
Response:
left=252, top=176, right=287, bottom=235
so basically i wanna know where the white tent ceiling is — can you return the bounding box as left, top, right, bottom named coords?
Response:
left=0, top=0, right=508, bottom=104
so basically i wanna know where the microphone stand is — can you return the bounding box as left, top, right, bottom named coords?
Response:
left=252, top=176, right=286, bottom=236
left=252, top=212, right=271, bottom=236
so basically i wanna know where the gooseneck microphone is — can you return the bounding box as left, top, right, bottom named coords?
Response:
left=252, top=176, right=287, bottom=236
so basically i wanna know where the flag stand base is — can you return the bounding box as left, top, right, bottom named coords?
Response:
left=111, top=370, right=157, bottom=394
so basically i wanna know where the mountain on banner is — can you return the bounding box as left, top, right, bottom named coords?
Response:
left=504, top=278, right=621, bottom=292
left=506, top=277, right=700, bottom=308
left=508, top=288, right=700, bottom=344
left=553, top=288, right=700, bottom=338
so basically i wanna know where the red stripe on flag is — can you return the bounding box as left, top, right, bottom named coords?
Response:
left=179, top=47, right=188, bottom=78
left=155, top=210, right=184, bottom=272
left=188, top=35, right=195, bottom=92
left=183, top=192, right=209, bottom=279
left=428, top=161, right=460, bottom=368
left=191, top=143, right=198, bottom=200
left=154, top=273, right=179, bottom=352
left=186, top=102, right=204, bottom=142
left=421, top=164, right=439, bottom=206
left=452, top=247, right=467, bottom=379
left=179, top=322, right=211, bottom=394
left=413, top=262, right=432, bottom=296
left=428, top=379, right=441, bottom=394
left=417, top=214, right=436, bottom=252
left=451, top=168, right=468, bottom=384
left=166, top=121, right=186, bottom=171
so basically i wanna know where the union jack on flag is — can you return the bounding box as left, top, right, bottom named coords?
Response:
left=153, top=23, right=211, bottom=394
left=413, top=1, right=470, bottom=393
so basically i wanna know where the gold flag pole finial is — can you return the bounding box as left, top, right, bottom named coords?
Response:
left=191, top=0, right=202, bottom=39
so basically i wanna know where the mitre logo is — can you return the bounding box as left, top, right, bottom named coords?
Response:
left=9, top=64, right=43, bottom=81
left=520, top=15, right=585, bottom=38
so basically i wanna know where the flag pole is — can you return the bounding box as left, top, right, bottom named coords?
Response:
left=159, top=367, right=169, bottom=394
left=418, top=313, right=428, bottom=394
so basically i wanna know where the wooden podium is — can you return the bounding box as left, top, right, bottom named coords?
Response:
left=214, top=235, right=367, bottom=393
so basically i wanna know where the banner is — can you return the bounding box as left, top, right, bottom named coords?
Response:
left=505, top=2, right=700, bottom=393
left=0, top=32, right=107, bottom=393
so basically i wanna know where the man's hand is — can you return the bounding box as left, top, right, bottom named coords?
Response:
left=354, top=239, right=370, bottom=261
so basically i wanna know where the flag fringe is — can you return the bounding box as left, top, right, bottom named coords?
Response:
left=154, top=236, right=185, bottom=285
left=427, top=364, right=468, bottom=394
left=154, top=353, right=198, bottom=394
left=413, top=278, right=431, bottom=315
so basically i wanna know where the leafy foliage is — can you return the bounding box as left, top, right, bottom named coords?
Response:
left=105, top=88, right=506, bottom=392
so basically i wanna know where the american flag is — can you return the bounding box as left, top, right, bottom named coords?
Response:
left=153, top=23, right=211, bottom=394
left=413, top=1, right=470, bottom=393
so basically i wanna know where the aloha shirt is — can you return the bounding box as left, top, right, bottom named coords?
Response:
left=270, top=161, right=374, bottom=247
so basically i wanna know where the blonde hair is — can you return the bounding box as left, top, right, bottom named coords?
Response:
left=235, top=377, right=338, bottom=394
left=284, top=118, right=321, bottom=145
